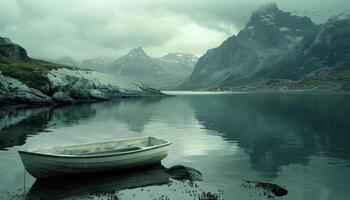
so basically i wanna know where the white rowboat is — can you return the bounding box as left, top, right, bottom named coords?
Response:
left=18, top=137, right=171, bottom=179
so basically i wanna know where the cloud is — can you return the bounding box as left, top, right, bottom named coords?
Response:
left=0, top=0, right=349, bottom=60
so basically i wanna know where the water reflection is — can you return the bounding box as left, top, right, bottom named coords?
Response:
left=1, top=94, right=350, bottom=199
left=99, top=98, right=163, bottom=132
left=0, top=98, right=175, bottom=151
left=26, top=164, right=202, bottom=200
left=0, top=104, right=98, bottom=151
left=0, top=107, right=51, bottom=150
left=1, top=94, right=350, bottom=177
left=188, top=94, right=350, bottom=177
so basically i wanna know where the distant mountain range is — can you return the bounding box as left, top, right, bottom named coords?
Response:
left=49, top=56, right=113, bottom=71
left=23, top=2, right=350, bottom=93
left=50, top=48, right=198, bottom=90
left=107, top=47, right=198, bottom=90
left=179, top=3, right=350, bottom=92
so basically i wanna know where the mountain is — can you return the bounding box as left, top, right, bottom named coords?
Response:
left=80, top=57, right=113, bottom=71
left=159, top=52, right=198, bottom=67
left=231, top=13, right=350, bottom=92
left=256, top=13, right=350, bottom=80
left=179, top=3, right=316, bottom=89
left=0, top=37, right=164, bottom=106
left=51, top=56, right=80, bottom=67
left=107, top=47, right=198, bottom=90
left=49, top=57, right=113, bottom=72
left=0, top=37, right=29, bottom=61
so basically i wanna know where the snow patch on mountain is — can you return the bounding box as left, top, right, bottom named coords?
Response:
left=328, top=13, right=350, bottom=22
left=159, top=53, right=198, bottom=66
left=127, top=47, right=147, bottom=57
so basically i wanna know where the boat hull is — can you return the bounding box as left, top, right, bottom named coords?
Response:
left=19, top=141, right=170, bottom=179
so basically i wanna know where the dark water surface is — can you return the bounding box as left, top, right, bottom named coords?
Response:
left=1, top=92, right=350, bottom=199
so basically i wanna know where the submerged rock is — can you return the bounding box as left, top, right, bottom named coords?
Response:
left=243, top=180, right=288, bottom=198
left=198, top=192, right=220, bottom=200
left=167, top=165, right=203, bottom=181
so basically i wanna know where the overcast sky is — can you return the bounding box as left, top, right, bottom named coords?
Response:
left=0, top=0, right=349, bottom=61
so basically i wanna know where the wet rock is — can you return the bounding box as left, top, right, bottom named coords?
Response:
left=47, top=68, right=164, bottom=98
left=0, top=72, right=52, bottom=105
left=52, top=91, right=74, bottom=104
left=89, top=89, right=108, bottom=100
left=167, top=165, right=203, bottom=181
left=243, top=180, right=288, bottom=197
left=70, top=88, right=90, bottom=100
left=199, top=192, right=220, bottom=200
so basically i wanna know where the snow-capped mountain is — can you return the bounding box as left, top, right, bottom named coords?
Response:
left=159, top=53, right=198, bottom=68
left=107, top=48, right=198, bottom=90
left=127, top=47, right=148, bottom=57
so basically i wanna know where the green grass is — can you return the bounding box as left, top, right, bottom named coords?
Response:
left=218, top=71, right=350, bottom=92
left=320, top=71, right=350, bottom=81
left=0, top=57, right=69, bottom=91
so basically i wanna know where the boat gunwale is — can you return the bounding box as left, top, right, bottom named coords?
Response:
left=18, top=137, right=172, bottom=159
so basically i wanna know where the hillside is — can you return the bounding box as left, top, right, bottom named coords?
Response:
left=179, top=3, right=350, bottom=92
left=0, top=37, right=163, bottom=105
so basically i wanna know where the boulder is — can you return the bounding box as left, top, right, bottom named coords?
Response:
left=243, top=180, right=288, bottom=197
left=89, top=89, right=108, bottom=100
left=167, top=165, right=203, bottom=181
left=70, top=88, right=90, bottom=100
left=52, top=91, right=74, bottom=104
left=0, top=72, right=52, bottom=105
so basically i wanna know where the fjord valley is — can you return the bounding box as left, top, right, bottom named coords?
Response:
left=1, top=1, right=350, bottom=200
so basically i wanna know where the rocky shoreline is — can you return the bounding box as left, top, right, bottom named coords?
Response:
left=0, top=36, right=167, bottom=106
left=0, top=69, right=165, bottom=106
left=204, top=76, right=350, bottom=94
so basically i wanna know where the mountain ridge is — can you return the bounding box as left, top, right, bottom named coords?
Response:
left=107, top=47, right=198, bottom=90
left=179, top=3, right=350, bottom=92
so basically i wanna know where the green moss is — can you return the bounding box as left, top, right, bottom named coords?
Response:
left=342, top=82, right=350, bottom=91
left=0, top=59, right=69, bottom=91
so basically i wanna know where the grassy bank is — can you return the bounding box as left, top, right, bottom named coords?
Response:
left=206, top=71, right=350, bottom=93
left=0, top=55, right=68, bottom=91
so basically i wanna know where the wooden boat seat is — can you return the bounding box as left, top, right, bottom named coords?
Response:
left=74, top=147, right=143, bottom=155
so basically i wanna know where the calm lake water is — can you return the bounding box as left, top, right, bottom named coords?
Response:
left=1, top=92, right=350, bottom=200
